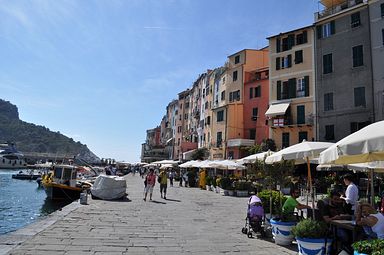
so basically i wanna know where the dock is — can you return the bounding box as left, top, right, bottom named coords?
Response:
left=1, top=175, right=297, bottom=255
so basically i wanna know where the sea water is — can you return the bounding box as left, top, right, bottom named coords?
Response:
left=0, top=169, right=70, bottom=235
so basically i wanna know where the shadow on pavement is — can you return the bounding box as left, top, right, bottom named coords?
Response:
left=164, top=198, right=181, bottom=202
left=150, top=200, right=167, bottom=204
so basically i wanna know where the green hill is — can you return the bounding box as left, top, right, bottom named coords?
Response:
left=0, top=99, right=100, bottom=163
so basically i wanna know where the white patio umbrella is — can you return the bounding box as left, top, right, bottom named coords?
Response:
left=208, top=160, right=246, bottom=170
left=151, top=160, right=179, bottom=165
left=319, top=120, right=384, bottom=165
left=265, top=141, right=334, bottom=216
left=159, top=164, right=174, bottom=170
left=179, top=160, right=201, bottom=168
left=236, top=151, right=274, bottom=165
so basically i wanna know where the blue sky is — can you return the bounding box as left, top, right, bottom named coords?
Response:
left=0, top=0, right=319, bottom=162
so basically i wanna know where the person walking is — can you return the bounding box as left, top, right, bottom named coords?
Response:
left=159, top=170, right=168, bottom=199
left=143, top=168, right=156, bottom=201
left=169, top=170, right=174, bottom=187
left=340, top=173, right=359, bottom=215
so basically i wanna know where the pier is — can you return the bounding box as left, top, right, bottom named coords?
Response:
left=1, top=174, right=296, bottom=255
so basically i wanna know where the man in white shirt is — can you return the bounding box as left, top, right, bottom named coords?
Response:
left=340, top=174, right=359, bottom=214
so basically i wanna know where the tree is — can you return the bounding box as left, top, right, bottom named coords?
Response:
left=261, top=139, right=277, bottom=152
left=191, top=148, right=209, bottom=160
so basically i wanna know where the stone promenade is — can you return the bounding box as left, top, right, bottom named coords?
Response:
left=1, top=174, right=297, bottom=255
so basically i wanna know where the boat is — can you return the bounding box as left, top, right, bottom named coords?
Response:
left=0, top=143, right=26, bottom=169
left=12, top=169, right=41, bottom=180
left=42, top=164, right=86, bottom=200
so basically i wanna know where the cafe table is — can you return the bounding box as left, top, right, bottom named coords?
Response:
left=329, top=219, right=362, bottom=243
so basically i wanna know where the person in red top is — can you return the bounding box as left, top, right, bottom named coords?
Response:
left=143, top=168, right=156, bottom=201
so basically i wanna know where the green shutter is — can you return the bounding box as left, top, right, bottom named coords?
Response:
left=276, top=38, right=281, bottom=53
left=287, top=54, right=292, bottom=67
left=297, top=105, right=305, bottom=124
left=249, top=87, right=253, bottom=99
left=288, top=78, right=296, bottom=98
left=316, top=25, right=322, bottom=39
left=304, top=76, right=309, bottom=97
left=331, top=20, right=335, bottom=34
left=277, top=81, right=281, bottom=100
left=303, top=31, right=308, bottom=43
left=276, top=57, right=280, bottom=70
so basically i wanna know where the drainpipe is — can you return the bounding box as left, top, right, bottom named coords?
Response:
left=367, top=2, right=376, bottom=123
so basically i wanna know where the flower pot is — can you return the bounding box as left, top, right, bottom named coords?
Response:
left=270, top=219, right=296, bottom=246
left=205, top=185, right=210, bottom=191
left=227, top=190, right=234, bottom=196
left=219, top=188, right=229, bottom=196
left=236, top=190, right=248, bottom=197
left=296, top=237, right=332, bottom=255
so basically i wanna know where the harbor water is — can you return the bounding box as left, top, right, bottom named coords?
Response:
left=0, top=169, right=70, bottom=235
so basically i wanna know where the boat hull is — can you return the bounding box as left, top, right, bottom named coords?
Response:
left=43, top=182, right=82, bottom=200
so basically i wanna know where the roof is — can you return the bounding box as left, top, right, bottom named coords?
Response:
left=267, top=25, right=314, bottom=40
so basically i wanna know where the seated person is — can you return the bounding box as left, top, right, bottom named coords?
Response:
left=356, top=203, right=384, bottom=239
left=282, top=188, right=311, bottom=221
left=318, top=190, right=351, bottom=223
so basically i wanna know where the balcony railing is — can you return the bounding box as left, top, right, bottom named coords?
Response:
left=315, top=0, right=366, bottom=21
left=270, top=116, right=314, bottom=128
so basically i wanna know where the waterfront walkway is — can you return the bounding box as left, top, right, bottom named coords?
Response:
left=2, top=175, right=297, bottom=254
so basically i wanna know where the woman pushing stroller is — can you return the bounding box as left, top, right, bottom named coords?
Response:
left=242, top=194, right=266, bottom=238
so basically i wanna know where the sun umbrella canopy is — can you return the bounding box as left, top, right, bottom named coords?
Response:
left=265, top=141, right=334, bottom=165
left=207, top=160, right=246, bottom=170
left=150, top=160, right=179, bottom=165
left=236, top=151, right=273, bottom=165
left=179, top=160, right=202, bottom=168
left=319, top=120, right=384, bottom=165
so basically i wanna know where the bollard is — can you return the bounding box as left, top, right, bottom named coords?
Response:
left=80, top=192, right=88, bottom=205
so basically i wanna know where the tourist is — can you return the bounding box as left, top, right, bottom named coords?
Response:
left=356, top=203, right=384, bottom=239
left=143, top=168, right=156, bottom=201
left=159, top=169, right=168, bottom=199
left=282, top=188, right=311, bottom=221
left=169, top=170, right=174, bottom=187
left=340, top=174, right=359, bottom=215
left=319, top=190, right=350, bottom=222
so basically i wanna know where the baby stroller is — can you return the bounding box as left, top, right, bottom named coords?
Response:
left=241, top=195, right=265, bottom=238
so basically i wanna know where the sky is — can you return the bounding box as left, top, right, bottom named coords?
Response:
left=0, top=0, right=320, bottom=162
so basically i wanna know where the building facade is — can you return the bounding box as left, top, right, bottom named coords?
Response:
left=315, top=0, right=374, bottom=143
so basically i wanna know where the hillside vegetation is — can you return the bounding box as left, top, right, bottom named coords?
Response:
left=0, top=99, right=99, bottom=163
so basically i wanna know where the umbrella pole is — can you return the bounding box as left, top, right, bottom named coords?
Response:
left=306, top=157, right=315, bottom=219
left=370, top=169, right=375, bottom=207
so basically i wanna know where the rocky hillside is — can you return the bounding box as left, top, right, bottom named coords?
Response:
left=0, top=99, right=100, bottom=163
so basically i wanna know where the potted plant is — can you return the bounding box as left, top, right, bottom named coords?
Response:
left=291, top=219, right=332, bottom=255
left=235, top=180, right=250, bottom=197
left=219, top=177, right=232, bottom=196
left=205, top=176, right=213, bottom=191
left=352, top=239, right=384, bottom=255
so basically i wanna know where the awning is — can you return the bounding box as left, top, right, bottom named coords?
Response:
left=182, top=149, right=196, bottom=160
left=265, top=103, right=290, bottom=117
left=166, top=138, right=173, bottom=144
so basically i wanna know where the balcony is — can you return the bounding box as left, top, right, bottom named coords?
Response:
left=270, top=116, right=314, bottom=128
left=315, top=0, right=366, bottom=21
left=227, top=139, right=255, bottom=148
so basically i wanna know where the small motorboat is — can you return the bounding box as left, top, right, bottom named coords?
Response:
left=12, top=170, right=41, bottom=180
left=90, top=175, right=127, bottom=200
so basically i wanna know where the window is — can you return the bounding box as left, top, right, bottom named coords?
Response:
left=297, top=78, right=305, bottom=97
left=295, top=50, right=303, bottom=64
left=282, top=133, right=290, bottom=148
left=249, top=87, right=253, bottom=99
left=353, top=45, right=363, bottom=67
left=276, top=57, right=280, bottom=70
left=281, top=55, right=292, bottom=69
left=234, top=55, right=240, bottom=64
left=216, top=132, right=222, bottom=147
left=217, top=110, right=224, bottom=122
left=381, top=3, right=384, bottom=17
left=255, top=86, right=261, bottom=97
left=350, top=121, right=370, bottom=134
left=229, top=90, right=240, bottom=102
left=221, top=91, right=225, bottom=101
left=249, top=129, right=256, bottom=140
left=252, top=108, right=258, bottom=120
left=325, top=125, right=335, bottom=140
left=276, top=38, right=281, bottom=53
left=297, top=105, right=305, bottom=125
left=354, top=87, right=366, bottom=107
left=206, top=116, right=211, bottom=125
left=317, top=21, right=335, bottom=39
left=323, top=53, right=333, bottom=74
left=233, top=71, right=238, bottom=81
left=298, top=131, right=308, bottom=143
left=205, top=101, right=208, bottom=109
left=296, top=31, right=307, bottom=45
left=351, top=12, right=361, bottom=28
left=324, top=93, right=334, bottom=111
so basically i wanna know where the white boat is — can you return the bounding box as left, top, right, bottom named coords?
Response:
left=0, top=143, right=26, bottom=169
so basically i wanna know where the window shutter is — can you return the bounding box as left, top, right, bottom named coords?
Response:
left=276, top=38, right=281, bottom=53
left=316, top=25, right=322, bottom=39
left=304, top=76, right=309, bottom=97
left=249, top=87, right=253, bottom=99
left=288, top=34, right=295, bottom=50
left=288, top=78, right=296, bottom=99
left=276, top=57, right=280, bottom=70
left=303, top=31, right=308, bottom=43
left=287, top=54, right=292, bottom=67
left=330, top=20, right=335, bottom=35
left=229, top=92, right=233, bottom=102
left=277, top=81, right=281, bottom=100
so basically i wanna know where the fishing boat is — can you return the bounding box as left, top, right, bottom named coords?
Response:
left=0, top=143, right=26, bottom=169
left=12, top=169, right=41, bottom=180
left=42, top=164, right=84, bottom=200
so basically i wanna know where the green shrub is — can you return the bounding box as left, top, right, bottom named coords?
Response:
left=257, top=190, right=287, bottom=215
left=352, top=239, right=384, bottom=255
left=205, top=175, right=213, bottom=186
left=219, top=177, right=233, bottom=190
left=235, top=180, right=252, bottom=191
left=291, top=219, right=328, bottom=239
